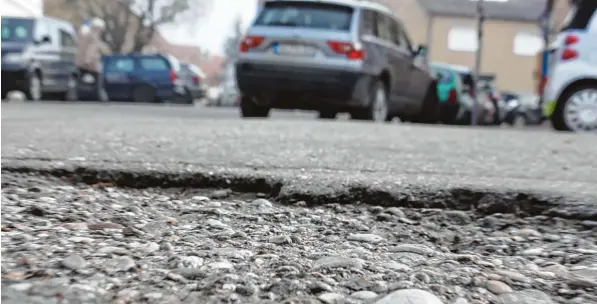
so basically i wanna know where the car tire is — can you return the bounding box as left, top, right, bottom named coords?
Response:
left=61, top=74, right=78, bottom=101
left=133, top=85, right=157, bottom=103
left=318, top=111, right=337, bottom=119
left=413, top=82, right=440, bottom=124
left=25, top=72, right=43, bottom=102
left=182, top=89, right=194, bottom=105
left=240, top=95, right=270, bottom=118
left=551, top=84, right=597, bottom=132
left=350, top=79, right=389, bottom=122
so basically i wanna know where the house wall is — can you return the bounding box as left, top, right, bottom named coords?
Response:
left=375, top=0, right=430, bottom=46
left=427, top=16, right=542, bottom=92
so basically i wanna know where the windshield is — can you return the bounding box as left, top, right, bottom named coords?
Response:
left=1, top=17, right=35, bottom=42
left=254, top=1, right=354, bottom=31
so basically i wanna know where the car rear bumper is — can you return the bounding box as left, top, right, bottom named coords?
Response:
left=1, top=67, right=28, bottom=92
left=235, top=63, right=372, bottom=110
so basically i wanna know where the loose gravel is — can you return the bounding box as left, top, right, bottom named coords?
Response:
left=1, top=173, right=596, bottom=304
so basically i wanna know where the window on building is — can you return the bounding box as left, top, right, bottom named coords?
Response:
left=513, top=32, right=544, bottom=56
left=448, top=27, right=477, bottom=52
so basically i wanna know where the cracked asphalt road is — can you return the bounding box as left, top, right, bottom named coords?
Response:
left=2, top=102, right=597, bottom=203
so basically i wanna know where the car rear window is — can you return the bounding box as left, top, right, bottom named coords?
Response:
left=560, top=0, right=597, bottom=31
left=1, top=17, right=34, bottom=42
left=140, top=57, right=170, bottom=71
left=254, top=1, right=354, bottom=31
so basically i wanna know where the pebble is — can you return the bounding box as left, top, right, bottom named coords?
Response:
left=374, top=289, right=443, bottom=304
left=61, top=254, right=86, bottom=270
left=486, top=280, right=513, bottom=294
left=347, top=233, right=384, bottom=243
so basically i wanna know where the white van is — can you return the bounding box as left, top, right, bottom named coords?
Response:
left=543, top=0, right=597, bottom=132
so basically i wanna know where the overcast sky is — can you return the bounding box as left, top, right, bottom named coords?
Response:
left=160, top=0, right=259, bottom=55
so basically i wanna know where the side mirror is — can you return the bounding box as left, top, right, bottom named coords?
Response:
left=415, top=45, right=428, bottom=57
left=36, top=35, right=51, bottom=44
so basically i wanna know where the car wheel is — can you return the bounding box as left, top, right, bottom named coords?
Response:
left=61, top=74, right=78, bottom=101
left=350, top=79, right=388, bottom=122
left=133, top=85, right=157, bottom=103
left=183, top=89, right=194, bottom=105
left=240, top=95, right=270, bottom=118
left=552, top=84, right=597, bottom=132
left=318, top=111, right=337, bottom=119
left=512, top=114, right=527, bottom=128
left=413, top=82, right=440, bottom=124
left=25, top=72, right=42, bottom=102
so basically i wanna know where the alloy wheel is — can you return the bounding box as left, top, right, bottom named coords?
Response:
left=563, top=88, right=597, bottom=132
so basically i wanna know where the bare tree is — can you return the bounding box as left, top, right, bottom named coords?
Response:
left=63, top=0, right=211, bottom=53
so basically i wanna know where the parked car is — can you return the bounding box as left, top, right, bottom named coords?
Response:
left=101, top=53, right=190, bottom=103
left=501, top=91, right=543, bottom=127
left=430, top=63, right=495, bottom=125
left=1, top=16, right=78, bottom=101
left=179, top=63, right=207, bottom=100
left=543, top=0, right=597, bottom=132
left=236, top=0, right=438, bottom=122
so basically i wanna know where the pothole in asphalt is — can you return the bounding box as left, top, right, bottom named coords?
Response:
left=1, top=172, right=596, bottom=304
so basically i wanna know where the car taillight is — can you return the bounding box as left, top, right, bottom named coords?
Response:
left=564, top=34, right=579, bottom=45
left=447, top=89, right=457, bottom=103
left=192, top=75, right=200, bottom=84
left=169, top=70, right=176, bottom=82
left=327, top=41, right=365, bottom=60
left=561, top=48, right=578, bottom=61
left=561, top=34, right=580, bottom=61
left=239, top=36, right=265, bottom=53
left=539, top=76, right=547, bottom=95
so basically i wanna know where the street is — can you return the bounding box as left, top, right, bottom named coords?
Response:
left=2, top=102, right=597, bottom=304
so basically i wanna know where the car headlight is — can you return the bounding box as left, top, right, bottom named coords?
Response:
left=3, top=53, right=24, bottom=63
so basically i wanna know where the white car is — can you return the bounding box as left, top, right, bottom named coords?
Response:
left=543, top=0, right=597, bottom=132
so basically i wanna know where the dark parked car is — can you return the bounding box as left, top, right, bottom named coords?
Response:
left=1, top=16, right=78, bottom=101
left=179, top=63, right=207, bottom=100
left=500, top=91, right=543, bottom=127
left=236, top=0, right=438, bottom=122
left=102, top=53, right=190, bottom=103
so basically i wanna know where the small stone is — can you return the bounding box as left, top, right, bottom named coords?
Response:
left=251, top=198, right=273, bottom=209
left=580, top=220, right=597, bottom=229
left=314, top=256, right=364, bottom=269
left=352, top=290, right=379, bottom=300
left=444, top=210, right=471, bottom=224
left=61, top=254, right=86, bottom=270
left=514, top=228, right=542, bottom=238
left=498, top=289, right=554, bottom=304
left=206, top=219, right=228, bottom=229
left=374, top=289, right=443, bottom=304
left=142, top=242, right=160, bottom=253
left=269, top=235, right=292, bottom=244
left=207, top=260, right=234, bottom=270
left=191, top=195, right=210, bottom=202
left=103, top=256, right=136, bottom=273
left=68, top=236, right=94, bottom=243
left=347, top=233, right=384, bottom=243
left=384, top=261, right=411, bottom=272
left=88, top=222, right=125, bottom=230
left=486, top=280, right=513, bottom=294
left=495, top=269, right=531, bottom=283
left=389, top=244, right=435, bottom=256
left=385, top=207, right=405, bottom=217
left=318, top=292, right=345, bottom=304
left=522, top=248, right=543, bottom=256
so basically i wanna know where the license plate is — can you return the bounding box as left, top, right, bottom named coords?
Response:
left=273, top=43, right=316, bottom=56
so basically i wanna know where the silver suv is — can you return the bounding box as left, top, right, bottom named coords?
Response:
left=236, top=0, right=439, bottom=122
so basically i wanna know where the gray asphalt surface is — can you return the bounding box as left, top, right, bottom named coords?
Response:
left=2, top=102, right=597, bottom=210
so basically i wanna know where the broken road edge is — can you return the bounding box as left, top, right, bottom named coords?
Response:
left=2, top=161, right=596, bottom=221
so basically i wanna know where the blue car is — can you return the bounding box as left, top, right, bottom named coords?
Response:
left=101, top=53, right=191, bottom=103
